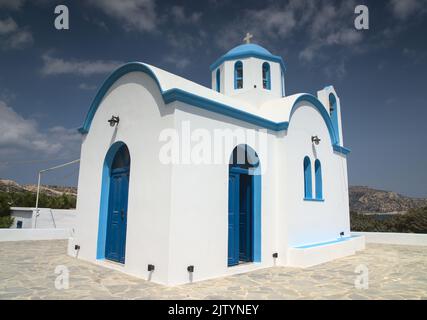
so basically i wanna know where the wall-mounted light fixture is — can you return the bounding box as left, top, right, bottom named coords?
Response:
left=187, top=265, right=194, bottom=273
left=311, top=135, right=321, bottom=145
left=74, top=245, right=80, bottom=250
left=108, top=115, right=120, bottom=127
left=148, top=264, right=155, bottom=272
left=272, top=253, right=278, bottom=258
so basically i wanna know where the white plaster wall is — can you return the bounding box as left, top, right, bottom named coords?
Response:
left=166, top=104, right=278, bottom=285
left=220, top=58, right=282, bottom=105
left=275, top=130, right=290, bottom=265
left=9, top=209, right=33, bottom=228
left=72, top=68, right=351, bottom=285
left=281, top=102, right=350, bottom=251
left=73, top=72, right=174, bottom=285
left=34, top=209, right=76, bottom=229
left=211, top=64, right=224, bottom=93
left=10, top=208, right=76, bottom=229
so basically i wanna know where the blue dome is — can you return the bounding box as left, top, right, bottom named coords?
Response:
left=210, top=43, right=286, bottom=72
left=224, top=44, right=273, bottom=58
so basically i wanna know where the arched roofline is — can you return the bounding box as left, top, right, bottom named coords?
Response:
left=78, top=62, right=350, bottom=155
left=78, top=63, right=161, bottom=135
left=290, top=94, right=338, bottom=144
left=290, top=94, right=350, bottom=155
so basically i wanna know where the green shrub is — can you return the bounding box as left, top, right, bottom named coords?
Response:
left=351, top=207, right=427, bottom=233
left=0, top=192, right=11, bottom=216
left=0, top=190, right=76, bottom=210
left=0, top=215, right=13, bottom=228
left=0, top=189, right=76, bottom=228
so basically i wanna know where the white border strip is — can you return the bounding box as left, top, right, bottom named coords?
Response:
left=351, top=232, right=427, bottom=246
left=0, top=229, right=72, bottom=242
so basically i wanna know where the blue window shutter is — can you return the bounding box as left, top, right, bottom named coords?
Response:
left=315, top=159, right=323, bottom=200
left=304, top=156, right=312, bottom=199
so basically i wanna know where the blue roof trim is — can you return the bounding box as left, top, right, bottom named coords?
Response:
left=209, top=51, right=286, bottom=72
left=163, top=88, right=288, bottom=131
left=78, top=62, right=350, bottom=156
left=333, top=145, right=351, bottom=155
left=290, top=94, right=350, bottom=155
left=78, top=62, right=161, bottom=134
left=291, top=94, right=339, bottom=145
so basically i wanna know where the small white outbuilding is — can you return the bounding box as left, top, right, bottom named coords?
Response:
left=69, top=42, right=364, bottom=285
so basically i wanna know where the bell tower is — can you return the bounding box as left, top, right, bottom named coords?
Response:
left=210, top=34, right=286, bottom=106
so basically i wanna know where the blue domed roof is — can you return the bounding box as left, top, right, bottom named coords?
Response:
left=225, top=44, right=273, bottom=57
left=210, top=43, right=286, bottom=72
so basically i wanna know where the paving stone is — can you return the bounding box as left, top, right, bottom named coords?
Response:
left=0, top=240, right=426, bottom=299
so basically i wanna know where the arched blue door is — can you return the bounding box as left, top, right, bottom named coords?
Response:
left=105, top=144, right=130, bottom=263
left=228, top=145, right=261, bottom=266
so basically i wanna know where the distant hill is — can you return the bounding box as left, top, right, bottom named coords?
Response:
left=349, top=186, right=427, bottom=214
left=0, top=179, right=77, bottom=197
left=0, top=179, right=77, bottom=213
left=2, top=179, right=426, bottom=214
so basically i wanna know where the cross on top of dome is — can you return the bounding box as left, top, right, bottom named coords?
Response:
left=243, top=32, right=253, bottom=44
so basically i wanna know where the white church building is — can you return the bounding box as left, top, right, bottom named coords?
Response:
left=68, top=39, right=365, bottom=286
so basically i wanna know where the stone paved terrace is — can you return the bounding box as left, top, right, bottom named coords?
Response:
left=0, top=240, right=426, bottom=300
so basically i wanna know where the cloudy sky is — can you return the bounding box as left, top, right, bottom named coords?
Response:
left=0, top=0, right=426, bottom=197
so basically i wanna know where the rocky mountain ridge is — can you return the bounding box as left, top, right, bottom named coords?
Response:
left=349, top=186, right=427, bottom=213
left=1, top=179, right=426, bottom=213
left=0, top=179, right=77, bottom=197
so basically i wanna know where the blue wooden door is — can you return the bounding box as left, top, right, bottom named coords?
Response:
left=239, top=175, right=252, bottom=262
left=228, top=172, right=240, bottom=266
left=105, top=168, right=129, bottom=264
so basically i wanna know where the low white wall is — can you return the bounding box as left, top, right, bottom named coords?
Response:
left=287, top=236, right=365, bottom=268
left=0, top=228, right=73, bottom=242
left=34, top=209, right=76, bottom=229
left=351, top=232, right=427, bottom=246
left=10, top=207, right=76, bottom=229
left=9, top=209, right=33, bottom=228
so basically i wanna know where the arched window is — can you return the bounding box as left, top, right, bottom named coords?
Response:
left=329, top=93, right=340, bottom=144
left=229, top=144, right=260, bottom=169
left=112, top=144, right=130, bottom=170
left=314, top=159, right=323, bottom=200
left=216, top=69, right=220, bottom=92
left=234, top=61, right=243, bottom=89
left=303, top=156, right=312, bottom=199
left=262, top=62, right=271, bottom=90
